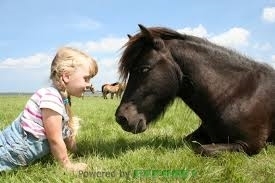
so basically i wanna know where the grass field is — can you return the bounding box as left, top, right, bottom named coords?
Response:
left=1, top=95, right=275, bottom=183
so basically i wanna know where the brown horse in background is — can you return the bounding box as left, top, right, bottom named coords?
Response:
left=81, top=83, right=95, bottom=99
left=102, top=82, right=125, bottom=99
left=86, top=84, right=95, bottom=94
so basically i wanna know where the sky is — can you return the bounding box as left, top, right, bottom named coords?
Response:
left=0, top=0, right=275, bottom=92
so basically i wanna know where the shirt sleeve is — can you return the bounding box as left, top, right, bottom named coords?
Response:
left=39, top=90, right=64, bottom=115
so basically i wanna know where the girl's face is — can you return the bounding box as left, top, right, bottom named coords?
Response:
left=63, top=62, right=92, bottom=97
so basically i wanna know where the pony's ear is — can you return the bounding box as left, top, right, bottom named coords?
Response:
left=127, top=34, right=132, bottom=39
left=138, top=24, right=164, bottom=50
left=138, top=24, right=153, bottom=41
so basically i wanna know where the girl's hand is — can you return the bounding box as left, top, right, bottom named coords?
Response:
left=63, top=161, right=88, bottom=172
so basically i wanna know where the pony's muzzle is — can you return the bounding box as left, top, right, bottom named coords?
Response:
left=115, top=115, right=129, bottom=130
left=115, top=103, right=147, bottom=134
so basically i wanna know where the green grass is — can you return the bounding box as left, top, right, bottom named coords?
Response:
left=1, top=95, right=275, bottom=183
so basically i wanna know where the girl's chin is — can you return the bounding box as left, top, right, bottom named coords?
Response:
left=71, top=93, right=83, bottom=98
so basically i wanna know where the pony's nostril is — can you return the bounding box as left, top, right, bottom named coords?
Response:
left=116, top=115, right=128, bottom=125
left=137, top=118, right=146, bottom=132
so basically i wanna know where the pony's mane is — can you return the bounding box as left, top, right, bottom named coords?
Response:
left=119, top=27, right=187, bottom=81
left=118, top=27, right=219, bottom=80
left=119, top=26, right=273, bottom=82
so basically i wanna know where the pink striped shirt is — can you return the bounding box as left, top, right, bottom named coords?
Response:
left=20, top=87, right=70, bottom=139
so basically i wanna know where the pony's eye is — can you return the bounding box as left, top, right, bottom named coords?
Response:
left=131, top=66, right=151, bottom=74
left=139, top=66, right=150, bottom=73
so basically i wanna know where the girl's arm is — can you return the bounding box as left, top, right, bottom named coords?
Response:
left=42, top=108, right=86, bottom=171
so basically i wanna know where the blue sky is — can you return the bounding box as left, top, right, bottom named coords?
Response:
left=0, top=0, right=275, bottom=92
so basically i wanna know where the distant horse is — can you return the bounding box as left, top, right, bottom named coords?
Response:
left=102, top=82, right=119, bottom=99
left=82, top=84, right=95, bottom=99
left=86, top=84, right=95, bottom=94
left=115, top=24, right=275, bottom=156
left=102, top=82, right=126, bottom=99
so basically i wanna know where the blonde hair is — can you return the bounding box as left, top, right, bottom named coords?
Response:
left=50, top=47, right=98, bottom=140
left=50, top=47, right=98, bottom=88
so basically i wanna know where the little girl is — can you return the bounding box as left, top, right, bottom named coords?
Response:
left=0, top=47, right=98, bottom=172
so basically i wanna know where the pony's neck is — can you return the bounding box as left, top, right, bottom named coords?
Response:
left=171, top=39, right=252, bottom=119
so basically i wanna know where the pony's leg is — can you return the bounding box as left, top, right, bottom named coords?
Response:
left=192, top=132, right=267, bottom=156
left=111, top=93, right=114, bottom=99
left=184, top=124, right=211, bottom=144
left=103, top=92, right=107, bottom=99
left=195, top=142, right=247, bottom=156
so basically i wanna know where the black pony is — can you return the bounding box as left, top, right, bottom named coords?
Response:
left=115, top=24, right=275, bottom=156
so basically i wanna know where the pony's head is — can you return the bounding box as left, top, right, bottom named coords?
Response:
left=115, top=24, right=182, bottom=133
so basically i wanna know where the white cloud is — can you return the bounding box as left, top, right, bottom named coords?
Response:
left=272, top=55, right=275, bottom=62
left=67, top=37, right=127, bottom=54
left=0, top=53, right=51, bottom=69
left=86, top=37, right=127, bottom=53
left=262, top=7, right=275, bottom=23
left=178, top=25, right=250, bottom=49
left=210, top=28, right=250, bottom=48
left=99, top=57, right=119, bottom=68
left=177, top=24, right=209, bottom=38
